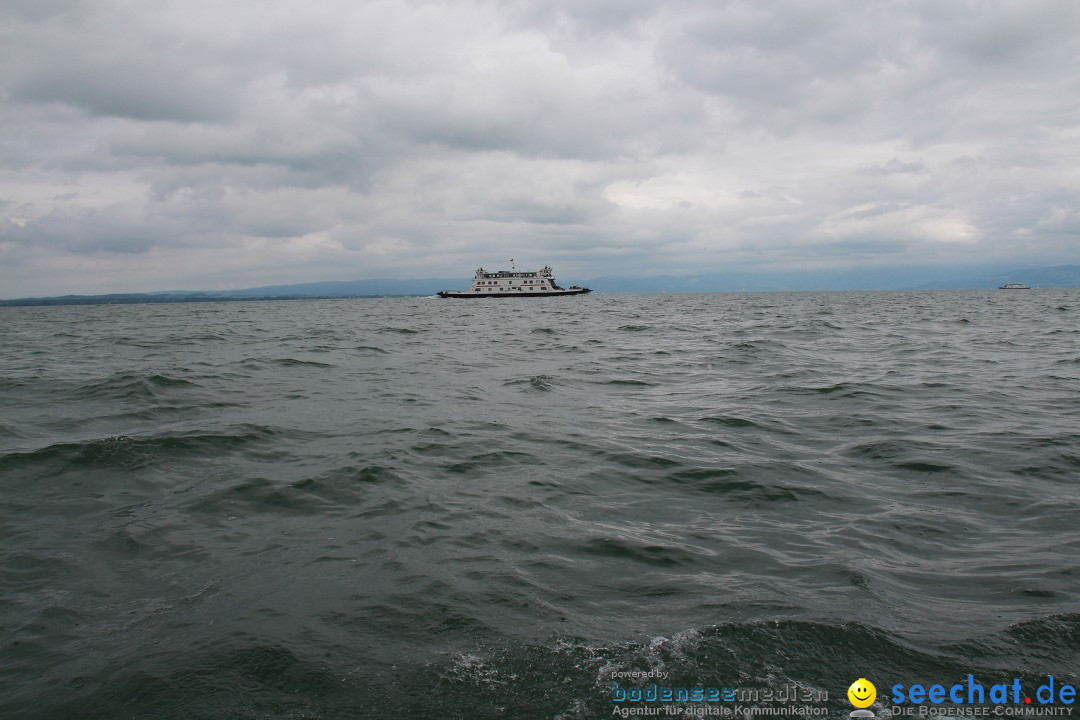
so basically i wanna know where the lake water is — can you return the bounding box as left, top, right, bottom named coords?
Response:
left=1, top=290, right=1078, bottom=718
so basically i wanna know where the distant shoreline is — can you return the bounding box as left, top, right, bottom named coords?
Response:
left=4, top=286, right=1076, bottom=307
left=4, top=262, right=1078, bottom=305
left=0, top=294, right=425, bottom=307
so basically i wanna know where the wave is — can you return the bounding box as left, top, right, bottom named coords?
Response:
left=0, top=426, right=288, bottom=475
left=15, top=616, right=1080, bottom=719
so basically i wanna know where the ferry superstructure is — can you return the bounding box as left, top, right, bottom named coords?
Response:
left=437, top=266, right=591, bottom=298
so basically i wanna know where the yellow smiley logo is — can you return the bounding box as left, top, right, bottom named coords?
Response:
left=848, top=678, right=876, bottom=708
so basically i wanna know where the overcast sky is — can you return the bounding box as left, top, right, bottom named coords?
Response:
left=2, top=0, right=1078, bottom=296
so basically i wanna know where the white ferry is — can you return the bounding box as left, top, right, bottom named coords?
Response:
left=998, top=282, right=1031, bottom=289
left=437, top=265, right=592, bottom=298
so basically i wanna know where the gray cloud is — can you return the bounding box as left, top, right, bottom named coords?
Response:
left=1, top=0, right=1078, bottom=296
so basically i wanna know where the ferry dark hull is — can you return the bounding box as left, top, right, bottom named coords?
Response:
left=437, top=288, right=592, bottom=298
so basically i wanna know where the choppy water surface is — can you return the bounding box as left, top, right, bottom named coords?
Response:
left=1, top=291, right=1078, bottom=719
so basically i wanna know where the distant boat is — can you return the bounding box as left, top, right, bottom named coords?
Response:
left=998, top=282, right=1031, bottom=289
left=437, top=265, right=592, bottom=298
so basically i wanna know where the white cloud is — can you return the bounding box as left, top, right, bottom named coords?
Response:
left=1, top=0, right=1078, bottom=296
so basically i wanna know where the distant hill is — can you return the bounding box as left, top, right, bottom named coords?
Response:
left=209, top=278, right=456, bottom=297
left=3, top=264, right=1078, bottom=306
left=590, top=264, right=1080, bottom=292
left=908, top=265, right=1080, bottom=290
left=0, top=279, right=459, bottom=306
